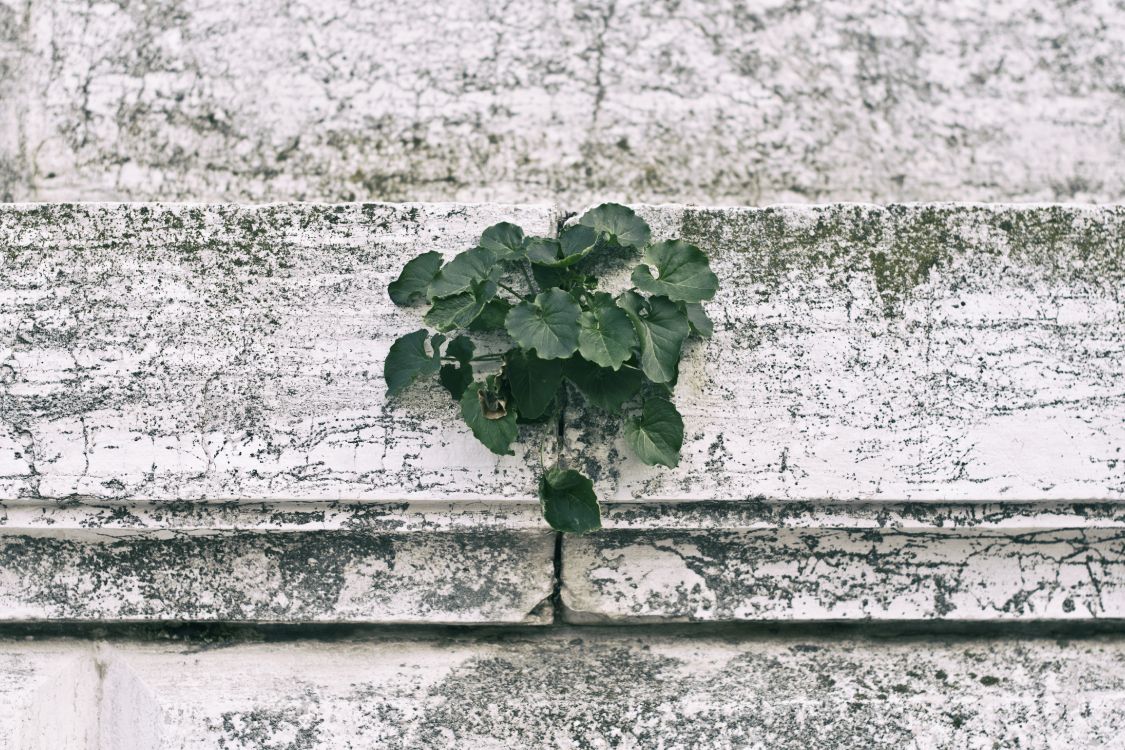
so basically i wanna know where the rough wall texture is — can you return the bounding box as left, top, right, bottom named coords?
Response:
left=0, top=202, right=557, bottom=502
left=6, top=632, right=1125, bottom=749
left=567, top=203, right=1125, bottom=502
left=2, top=0, right=1124, bottom=205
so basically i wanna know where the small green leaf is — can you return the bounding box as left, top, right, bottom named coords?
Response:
left=577, top=292, right=637, bottom=370
left=505, top=349, right=564, bottom=420
left=564, top=357, right=643, bottom=411
left=539, top=468, right=601, bottom=533
left=531, top=263, right=568, bottom=290
left=468, top=298, right=512, bottom=331
left=505, top=289, right=581, bottom=360
left=384, top=329, right=441, bottom=397
left=459, top=380, right=519, bottom=455
left=685, top=302, right=714, bottom=338
left=446, top=335, right=475, bottom=363
left=424, top=280, right=496, bottom=332
left=624, top=397, right=684, bottom=468
left=439, top=362, right=473, bottom=401
left=427, top=246, right=498, bottom=299
left=631, top=240, right=719, bottom=303
left=527, top=225, right=600, bottom=268
left=479, top=223, right=526, bottom=261
left=578, top=203, right=651, bottom=249
left=617, top=292, right=688, bottom=383
left=388, top=251, right=442, bottom=306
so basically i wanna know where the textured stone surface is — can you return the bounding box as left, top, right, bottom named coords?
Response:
left=566, top=203, right=1125, bottom=503
left=0, top=202, right=558, bottom=502
left=0, top=502, right=554, bottom=623
left=4, top=631, right=1125, bottom=748
left=3, top=0, right=1125, bottom=205
left=562, top=502, right=1125, bottom=622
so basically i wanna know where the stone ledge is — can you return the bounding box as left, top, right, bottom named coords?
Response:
left=0, top=502, right=555, bottom=624
left=562, top=502, right=1125, bottom=623
left=3, top=631, right=1125, bottom=748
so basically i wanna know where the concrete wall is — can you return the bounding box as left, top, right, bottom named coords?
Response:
left=2, top=0, right=1124, bottom=205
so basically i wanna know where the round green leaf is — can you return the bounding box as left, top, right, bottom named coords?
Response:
left=384, top=329, right=440, bottom=397
left=624, top=397, right=684, bottom=468
left=617, top=292, right=689, bottom=384
left=631, top=240, right=719, bottom=303
left=388, top=251, right=442, bottom=306
left=577, top=203, right=651, bottom=249
left=505, top=289, right=581, bottom=360
left=446, top=335, right=475, bottom=363
left=479, top=222, right=526, bottom=261
left=527, top=225, right=600, bottom=268
left=505, top=349, right=564, bottom=420
left=539, top=468, right=601, bottom=534
left=564, top=358, right=643, bottom=412
left=427, top=246, right=498, bottom=299
left=577, top=292, right=637, bottom=370
left=459, top=380, right=519, bottom=455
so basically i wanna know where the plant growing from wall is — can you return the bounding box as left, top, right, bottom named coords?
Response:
left=384, top=204, right=718, bottom=533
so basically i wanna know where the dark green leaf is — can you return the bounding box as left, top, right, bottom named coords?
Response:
left=439, top=362, right=473, bottom=401
left=685, top=302, right=714, bottom=338
left=459, top=380, right=519, bottom=455
left=479, top=223, right=526, bottom=261
left=525, top=237, right=561, bottom=265
left=578, top=203, right=651, bottom=249
left=617, top=292, right=689, bottom=383
left=424, top=280, right=496, bottom=332
left=539, top=468, right=601, bottom=533
left=427, top=246, right=498, bottom=299
left=631, top=240, right=719, bottom=303
left=577, top=292, right=637, bottom=370
left=468, top=298, right=512, bottom=331
left=384, top=329, right=440, bottom=397
left=388, top=251, right=442, bottom=306
left=446, top=335, right=475, bottom=363
left=624, top=396, right=684, bottom=468
left=505, top=349, right=564, bottom=420
left=505, top=289, right=581, bottom=359
left=564, top=358, right=643, bottom=411
left=532, top=263, right=568, bottom=290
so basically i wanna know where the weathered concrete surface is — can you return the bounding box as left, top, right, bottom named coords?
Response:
left=0, top=502, right=554, bottom=623
left=0, top=202, right=558, bottom=502
left=4, top=631, right=1125, bottom=748
left=566, top=203, right=1125, bottom=502
left=3, top=0, right=1124, bottom=205
left=562, top=503, right=1125, bottom=622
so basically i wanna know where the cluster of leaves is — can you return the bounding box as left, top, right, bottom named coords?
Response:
left=384, top=204, right=718, bottom=533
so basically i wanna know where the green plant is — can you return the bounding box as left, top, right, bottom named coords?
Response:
left=384, top=204, right=718, bottom=532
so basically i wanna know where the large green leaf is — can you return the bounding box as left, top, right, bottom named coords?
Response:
left=564, top=358, right=643, bottom=411
left=384, top=329, right=440, bottom=397
left=578, top=203, right=651, bottom=249
left=424, top=280, right=496, bottom=332
left=624, top=396, right=684, bottom=468
left=427, top=246, right=498, bottom=299
left=478, top=222, right=526, bottom=261
left=468, top=298, right=512, bottom=331
left=459, top=380, right=519, bottom=455
left=631, top=240, right=719, bottom=303
left=505, top=289, right=581, bottom=360
left=685, top=302, right=714, bottom=338
left=539, top=468, right=601, bottom=533
left=577, top=292, right=637, bottom=370
left=505, top=349, right=564, bottom=420
left=617, top=292, right=689, bottom=383
left=388, top=251, right=442, bottom=306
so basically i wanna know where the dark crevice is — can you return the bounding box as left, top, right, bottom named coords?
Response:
left=0, top=620, right=1123, bottom=645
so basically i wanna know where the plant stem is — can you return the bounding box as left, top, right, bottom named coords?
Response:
left=497, top=282, right=522, bottom=298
